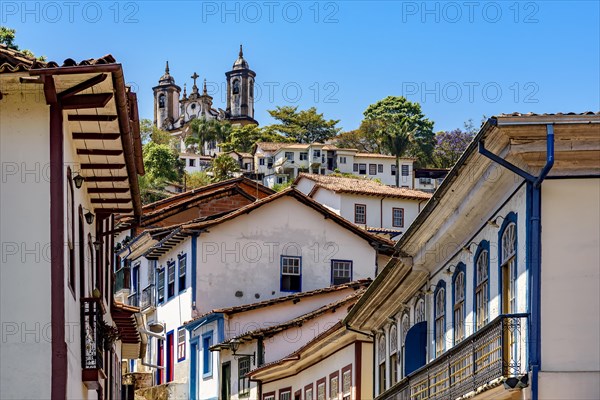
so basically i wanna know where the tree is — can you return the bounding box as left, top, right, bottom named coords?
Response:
left=433, top=128, right=474, bottom=168
left=209, top=154, right=239, bottom=182
left=220, top=124, right=290, bottom=153
left=335, top=120, right=387, bottom=153
left=266, top=106, right=341, bottom=143
left=140, top=118, right=172, bottom=145
left=0, top=26, right=45, bottom=60
left=184, top=171, right=212, bottom=190
left=363, top=96, right=435, bottom=169
left=185, top=117, right=231, bottom=155
left=143, top=142, right=184, bottom=183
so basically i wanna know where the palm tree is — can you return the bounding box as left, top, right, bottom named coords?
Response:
left=381, top=119, right=417, bottom=187
left=185, top=117, right=231, bottom=155
left=208, top=154, right=240, bottom=182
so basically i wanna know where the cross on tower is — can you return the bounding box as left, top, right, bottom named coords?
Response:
left=191, top=72, right=199, bottom=87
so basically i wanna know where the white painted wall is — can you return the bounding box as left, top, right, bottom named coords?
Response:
left=337, top=193, right=423, bottom=230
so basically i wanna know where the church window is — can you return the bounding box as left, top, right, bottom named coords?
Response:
left=249, top=79, right=254, bottom=98
left=159, top=94, right=165, bottom=108
left=233, top=79, right=240, bottom=94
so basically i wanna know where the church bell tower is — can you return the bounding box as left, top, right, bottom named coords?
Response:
left=225, top=45, right=257, bottom=125
left=153, top=61, right=181, bottom=130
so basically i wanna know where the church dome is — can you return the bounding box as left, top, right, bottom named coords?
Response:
left=232, top=45, right=249, bottom=70
left=159, top=61, right=176, bottom=85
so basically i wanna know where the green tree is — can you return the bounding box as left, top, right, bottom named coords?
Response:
left=140, top=118, right=172, bottom=145
left=209, top=154, right=239, bottom=182
left=220, top=124, right=290, bottom=153
left=0, top=26, right=45, bottom=60
left=335, top=120, right=387, bottom=153
left=184, top=171, right=212, bottom=190
left=143, top=142, right=184, bottom=183
left=272, top=180, right=293, bottom=192
left=185, top=117, right=232, bottom=155
left=363, top=96, right=435, bottom=170
left=266, top=106, right=341, bottom=143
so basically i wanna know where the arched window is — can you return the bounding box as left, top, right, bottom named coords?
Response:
left=232, top=79, right=240, bottom=94
left=378, top=335, right=386, bottom=393
left=400, top=312, right=410, bottom=378
left=434, top=284, right=446, bottom=356
left=158, top=94, right=165, bottom=108
left=415, top=298, right=425, bottom=324
left=453, top=265, right=466, bottom=344
left=249, top=78, right=254, bottom=98
left=389, top=325, right=398, bottom=385
left=475, top=245, right=490, bottom=330
left=501, top=222, right=517, bottom=314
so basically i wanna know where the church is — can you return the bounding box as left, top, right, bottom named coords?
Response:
left=152, top=45, right=257, bottom=133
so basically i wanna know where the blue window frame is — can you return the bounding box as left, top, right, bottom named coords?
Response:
left=330, top=260, right=352, bottom=285
left=178, top=254, right=187, bottom=293
left=167, top=261, right=176, bottom=299
left=498, top=212, right=518, bottom=314
left=177, top=327, right=186, bottom=362
left=202, top=331, right=213, bottom=378
left=452, top=263, right=467, bottom=345
left=434, top=281, right=446, bottom=357
left=473, top=241, right=490, bottom=331
left=280, top=255, right=302, bottom=292
left=157, top=267, right=165, bottom=304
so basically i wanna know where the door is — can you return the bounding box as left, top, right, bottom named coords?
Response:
left=157, top=340, right=164, bottom=385
left=132, top=264, right=139, bottom=306
left=221, top=361, right=231, bottom=400
left=167, top=331, right=174, bottom=382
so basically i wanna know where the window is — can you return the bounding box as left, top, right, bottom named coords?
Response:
left=339, top=156, right=347, bottom=164
left=391, top=165, right=397, bottom=176
left=453, top=266, right=466, bottom=344
left=353, top=163, right=358, bottom=172
left=434, top=285, right=446, bottom=356
left=202, top=332, right=213, bottom=376
left=392, top=208, right=404, bottom=228
left=259, top=158, right=265, bottom=166
left=378, top=164, right=383, bottom=173
left=378, top=335, right=386, bottom=392
left=313, top=150, right=321, bottom=158
left=178, top=255, right=187, bottom=293
left=300, top=152, right=308, bottom=161
left=501, top=222, right=517, bottom=314
left=354, top=204, right=366, bottom=224
left=281, top=256, right=301, bottom=292
left=419, top=177, right=432, bottom=185
left=475, top=246, right=490, bottom=330
left=389, top=325, right=398, bottom=385
left=331, top=260, right=352, bottom=285
left=342, top=366, right=352, bottom=400
left=167, top=261, right=175, bottom=299
left=157, top=267, right=165, bottom=303
left=232, top=79, right=240, bottom=94
left=358, top=164, right=366, bottom=175
left=285, top=152, right=294, bottom=162
left=177, top=328, right=186, bottom=362
left=159, top=94, right=165, bottom=108
left=305, top=385, right=314, bottom=400
left=400, top=313, right=410, bottom=378
left=401, top=165, right=409, bottom=176
left=329, top=372, right=339, bottom=399
left=415, top=298, right=425, bottom=323
left=317, top=380, right=326, bottom=400
left=277, top=176, right=286, bottom=184
left=369, top=164, right=377, bottom=175
left=267, top=157, right=274, bottom=168
left=264, top=394, right=276, bottom=400
left=189, top=158, right=196, bottom=167
left=279, top=390, right=291, bottom=400
left=238, top=357, right=251, bottom=397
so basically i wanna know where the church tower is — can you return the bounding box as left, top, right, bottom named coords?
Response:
left=225, top=45, right=257, bottom=125
left=153, top=61, right=181, bottom=130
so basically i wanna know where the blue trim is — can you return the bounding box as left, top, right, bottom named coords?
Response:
left=433, top=280, right=447, bottom=355
left=178, top=253, right=187, bottom=294
left=330, top=259, right=353, bottom=285
left=472, top=240, right=490, bottom=331
left=190, top=337, right=199, bottom=400
left=177, top=327, right=186, bottom=362
left=280, top=255, right=302, bottom=293
left=157, top=267, right=165, bottom=305
left=497, top=212, right=518, bottom=314
left=166, top=330, right=174, bottom=383
left=451, top=262, right=466, bottom=346
left=191, top=234, right=198, bottom=308
left=167, top=260, right=176, bottom=300
left=202, top=330, right=214, bottom=378
left=217, top=317, right=225, bottom=343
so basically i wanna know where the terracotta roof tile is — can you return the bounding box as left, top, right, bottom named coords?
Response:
left=297, top=173, right=432, bottom=200
left=255, top=142, right=290, bottom=152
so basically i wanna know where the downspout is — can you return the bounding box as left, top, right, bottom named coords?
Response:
left=478, top=123, right=554, bottom=400
left=380, top=197, right=384, bottom=228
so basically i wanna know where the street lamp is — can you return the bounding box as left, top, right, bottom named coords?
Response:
left=228, top=338, right=256, bottom=365
left=72, top=172, right=85, bottom=189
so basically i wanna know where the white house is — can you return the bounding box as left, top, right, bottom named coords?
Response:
left=253, top=142, right=414, bottom=188
left=413, top=168, right=449, bottom=192
left=0, top=46, right=146, bottom=399
left=345, top=112, right=600, bottom=400
left=294, top=173, right=432, bottom=237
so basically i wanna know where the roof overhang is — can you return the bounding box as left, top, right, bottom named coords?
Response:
left=112, top=302, right=145, bottom=359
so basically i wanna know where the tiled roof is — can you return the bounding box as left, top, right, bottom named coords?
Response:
left=355, top=152, right=400, bottom=159
left=497, top=111, right=600, bottom=117
left=221, top=289, right=364, bottom=342
left=185, top=279, right=371, bottom=324
left=297, top=173, right=432, bottom=200
left=255, top=142, right=289, bottom=152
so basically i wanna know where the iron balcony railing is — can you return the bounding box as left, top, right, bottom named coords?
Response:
left=128, top=291, right=139, bottom=307
left=114, top=267, right=130, bottom=293
left=80, top=298, right=104, bottom=371
left=140, top=284, right=156, bottom=311
left=380, top=313, right=528, bottom=400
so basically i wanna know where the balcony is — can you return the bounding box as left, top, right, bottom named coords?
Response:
left=80, top=298, right=106, bottom=390
left=128, top=291, right=139, bottom=307
left=380, top=314, right=528, bottom=400
left=140, top=284, right=156, bottom=311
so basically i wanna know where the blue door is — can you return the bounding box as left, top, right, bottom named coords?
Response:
left=405, top=321, right=427, bottom=375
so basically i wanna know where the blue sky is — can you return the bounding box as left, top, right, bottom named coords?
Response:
left=5, top=0, right=599, bottom=132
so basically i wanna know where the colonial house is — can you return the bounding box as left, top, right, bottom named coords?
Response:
left=185, top=280, right=370, bottom=400
left=253, top=142, right=414, bottom=188
left=116, top=188, right=395, bottom=398
left=412, top=168, right=449, bottom=192
left=294, top=173, right=432, bottom=238
left=247, top=321, right=373, bottom=400
left=345, top=112, right=600, bottom=400
left=0, top=45, right=146, bottom=399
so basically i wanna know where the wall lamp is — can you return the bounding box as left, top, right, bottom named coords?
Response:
left=487, top=215, right=506, bottom=228
left=91, top=237, right=103, bottom=251
left=423, top=284, right=437, bottom=295
left=462, top=242, right=478, bottom=254
left=444, top=264, right=456, bottom=276
left=72, top=172, right=85, bottom=189
left=227, top=338, right=256, bottom=365
left=83, top=208, right=95, bottom=225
